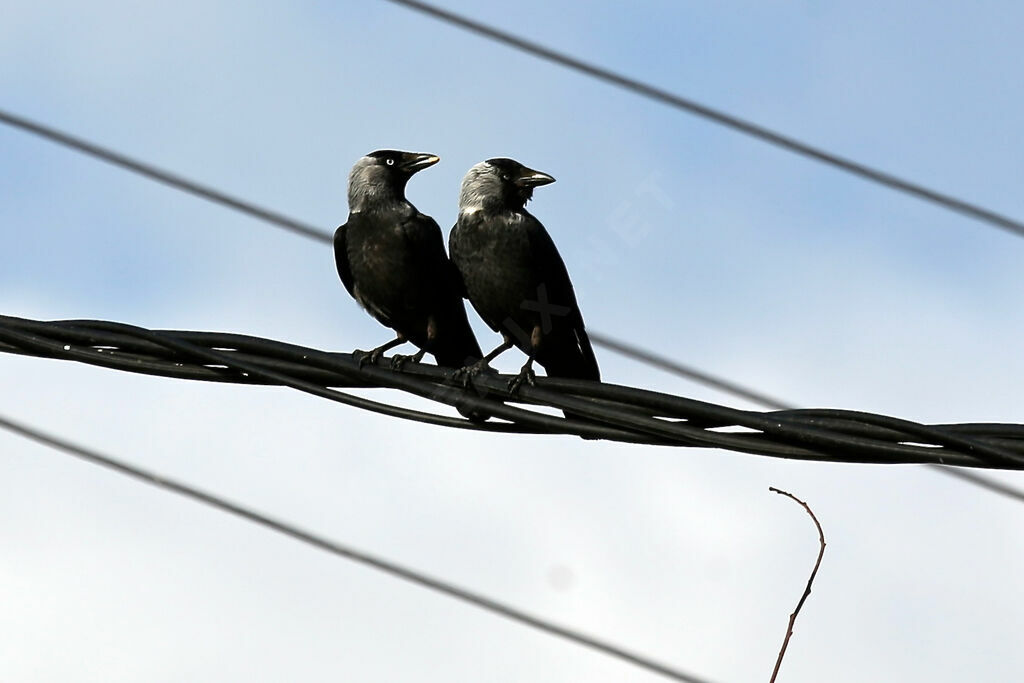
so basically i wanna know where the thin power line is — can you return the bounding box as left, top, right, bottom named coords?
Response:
left=588, top=332, right=791, bottom=411
left=594, top=334, right=1024, bottom=505
left=2, top=110, right=1022, bottom=497
left=0, top=109, right=331, bottom=245
left=0, top=412, right=714, bottom=683
left=384, top=0, right=1024, bottom=241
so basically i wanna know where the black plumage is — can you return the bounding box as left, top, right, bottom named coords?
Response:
left=335, top=150, right=483, bottom=371
left=449, top=158, right=600, bottom=389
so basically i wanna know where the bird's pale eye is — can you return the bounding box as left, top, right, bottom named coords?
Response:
left=501, top=173, right=510, bottom=181
left=386, top=158, right=396, bottom=166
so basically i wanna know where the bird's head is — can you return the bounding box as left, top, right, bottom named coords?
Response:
left=459, top=158, right=555, bottom=214
left=347, top=150, right=440, bottom=212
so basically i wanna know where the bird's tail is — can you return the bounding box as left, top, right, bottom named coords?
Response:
left=429, top=313, right=490, bottom=423
left=536, top=328, right=601, bottom=435
left=537, top=327, right=600, bottom=381
left=430, top=328, right=483, bottom=369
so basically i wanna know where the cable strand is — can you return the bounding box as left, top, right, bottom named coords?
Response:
left=0, top=412, right=713, bottom=683
left=4, top=314, right=1024, bottom=470
left=382, top=0, right=1024, bottom=239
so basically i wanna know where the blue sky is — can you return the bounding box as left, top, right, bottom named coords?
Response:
left=2, top=2, right=1023, bottom=681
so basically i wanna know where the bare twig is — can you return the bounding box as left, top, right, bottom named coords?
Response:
left=768, top=487, right=826, bottom=682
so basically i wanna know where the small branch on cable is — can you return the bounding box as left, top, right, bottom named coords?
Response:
left=767, top=487, right=826, bottom=683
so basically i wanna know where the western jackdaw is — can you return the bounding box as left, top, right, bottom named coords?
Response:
left=449, top=157, right=599, bottom=392
left=335, top=150, right=484, bottom=372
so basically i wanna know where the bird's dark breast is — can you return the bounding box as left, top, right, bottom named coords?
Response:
left=452, top=216, right=544, bottom=337
left=346, top=219, right=433, bottom=335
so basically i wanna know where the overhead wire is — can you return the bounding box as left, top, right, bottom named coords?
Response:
left=383, top=0, right=1024, bottom=241
left=0, top=411, right=714, bottom=683
left=0, top=109, right=331, bottom=245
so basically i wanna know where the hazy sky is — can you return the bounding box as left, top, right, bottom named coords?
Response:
left=2, top=2, right=1023, bottom=681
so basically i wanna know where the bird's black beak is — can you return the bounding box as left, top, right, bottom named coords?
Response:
left=514, top=165, right=556, bottom=188
left=400, top=152, right=441, bottom=174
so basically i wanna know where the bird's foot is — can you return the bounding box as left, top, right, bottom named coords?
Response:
left=353, top=347, right=386, bottom=369
left=390, top=349, right=426, bottom=370
left=452, top=360, right=493, bottom=388
left=353, top=336, right=406, bottom=369
left=507, top=366, right=536, bottom=394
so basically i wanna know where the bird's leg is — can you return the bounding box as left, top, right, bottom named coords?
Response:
left=391, top=316, right=432, bottom=369
left=508, top=324, right=542, bottom=393
left=354, top=335, right=406, bottom=368
left=453, top=336, right=513, bottom=387
left=390, top=348, right=426, bottom=370
left=481, top=336, right=515, bottom=365
left=508, top=356, right=536, bottom=394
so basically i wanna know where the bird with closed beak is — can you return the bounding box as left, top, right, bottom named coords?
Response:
left=449, top=157, right=600, bottom=393
left=334, top=150, right=484, bottom=374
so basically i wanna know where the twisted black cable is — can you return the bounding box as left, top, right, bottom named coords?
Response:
left=597, top=334, right=1024, bottom=503
left=3, top=110, right=1022, bottom=495
left=4, top=314, right=1024, bottom=470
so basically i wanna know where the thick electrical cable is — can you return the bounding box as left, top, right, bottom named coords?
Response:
left=593, top=333, right=1024, bottom=503
left=3, top=314, right=1024, bottom=470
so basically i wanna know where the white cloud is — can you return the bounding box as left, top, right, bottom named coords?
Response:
left=2, top=1, right=1024, bottom=681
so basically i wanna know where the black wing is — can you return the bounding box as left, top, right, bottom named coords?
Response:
left=399, top=212, right=473, bottom=308
left=399, top=212, right=483, bottom=366
left=447, top=218, right=473, bottom=301
left=400, top=212, right=449, bottom=272
left=572, top=321, right=600, bottom=380
left=333, top=222, right=355, bottom=298
left=401, top=212, right=473, bottom=320
left=523, top=217, right=580, bottom=317
left=524, top=214, right=600, bottom=380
